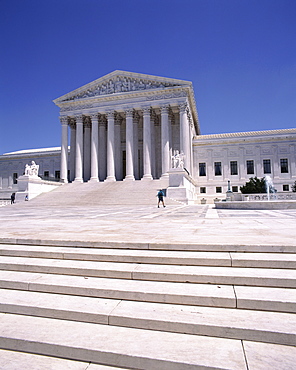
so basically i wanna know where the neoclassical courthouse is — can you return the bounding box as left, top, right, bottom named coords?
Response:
left=0, top=70, right=295, bottom=201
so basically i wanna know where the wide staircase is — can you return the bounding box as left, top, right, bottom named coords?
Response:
left=0, top=241, right=295, bottom=369
left=26, top=178, right=182, bottom=207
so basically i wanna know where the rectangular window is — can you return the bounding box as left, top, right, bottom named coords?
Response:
left=13, top=173, right=18, bottom=184
left=232, top=186, right=238, bottom=192
left=230, top=161, right=238, bottom=175
left=200, top=187, right=206, bottom=193
left=246, top=160, right=254, bottom=175
left=216, top=187, right=222, bottom=193
left=44, top=171, right=49, bottom=178
left=283, top=184, right=289, bottom=191
left=280, top=159, right=289, bottom=173
left=214, top=162, right=222, bottom=176
left=263, top=159, right=271, bottom=174
left=55, top=170, right=60, bottom=179
left=199, top=163, right=206, bottom=176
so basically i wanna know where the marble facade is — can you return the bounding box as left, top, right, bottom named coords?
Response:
left=53, top=70, right=200, bottom=183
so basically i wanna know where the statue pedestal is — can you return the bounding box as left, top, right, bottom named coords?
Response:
left=226, top=190, right=234, bottom=202
left=16, top=175, right=61, bottom=202
left=167, top=168, right=197, bottom=205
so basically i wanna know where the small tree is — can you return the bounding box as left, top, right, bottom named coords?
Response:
left=240, top=177, right=266, bottom=194
left=292, top=181, right=296, bottom=192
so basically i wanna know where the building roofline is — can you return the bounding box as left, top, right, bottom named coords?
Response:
left=194, top=128, right=296, bottom=140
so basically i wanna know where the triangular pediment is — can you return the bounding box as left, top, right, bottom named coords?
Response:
left=53, top=70, right=192, bottom=104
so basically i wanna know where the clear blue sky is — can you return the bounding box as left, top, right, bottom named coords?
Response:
left=1, top=0, right=295, bottom=154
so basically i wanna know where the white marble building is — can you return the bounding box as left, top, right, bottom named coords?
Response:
left=0, top=70, right=295, bottom=200
left=193, top=129, right=296, bottom=198
left=53, top=70, right=200, bottom=184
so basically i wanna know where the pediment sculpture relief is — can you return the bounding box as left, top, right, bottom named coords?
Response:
left=64, top=76, right=180, bottom=101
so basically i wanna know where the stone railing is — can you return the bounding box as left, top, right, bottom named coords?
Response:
left=0, top=199, right=10, bottom=206
left=242, top=192, right=296, bottom=201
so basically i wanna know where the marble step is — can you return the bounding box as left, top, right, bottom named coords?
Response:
left=0, top=270, right=295, bottom=312
left=0, top=270, right=236, bottom=308
left=0, top=288, right=295, bottom=346
left=0, top=312, right=248, bottom=369
left=2, top=240, right=296, bottom=253
left=0, top=255, right=296, bottom=288
left=2, top=314, right=296, bottom=370
left=0, top=349, right=122, bottom=370
left=1, top=313, right=296, bottom=370
left=1, top=244, right=296, bottom=268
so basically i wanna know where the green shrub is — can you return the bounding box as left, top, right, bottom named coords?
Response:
left=240, top=177, right=266, bottom=194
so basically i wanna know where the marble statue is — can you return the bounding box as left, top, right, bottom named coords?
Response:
left=25, top=161, right=39, bottom=177
left=171, top=150, right=184, bottom=169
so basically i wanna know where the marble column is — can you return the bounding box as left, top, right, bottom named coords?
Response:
left=179, top=103, right=189, bottom=170
left=98, top=115, right=107, bottom=181
left=83, top=118, right=91, bottom=181
left=124, top=109, right=135, bottom=180
left=106, top=111, right=116, bottom=181
left=75, top=115, right=83, bottom=182
left=142, top=107, right=152, bottom=179
left=115, top=114, right=122, bottom=180
left=90, top=113, right=99, bottom=181
left=69, top=120, right=76, bottom=182
left=151, top=111, right=156, bottom=178
left=133, top=112, right=139, bottom=180
left=161, top=105, right=170, bottom=177
left=60, top=116, right=68, bottom=183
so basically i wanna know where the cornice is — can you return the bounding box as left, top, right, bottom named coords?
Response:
left=194, top=128, right=296, bottom=140
left=193, top=128, right=296, bottom=147
left=0, top=147, right=65, bottom=160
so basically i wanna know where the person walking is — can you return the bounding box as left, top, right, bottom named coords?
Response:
left=157, top=189, right=166, bottom=208
left=10, top=193, right=15, bottom=204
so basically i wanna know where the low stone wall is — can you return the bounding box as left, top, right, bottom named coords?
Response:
left=215, top=200, right=296, bottom=210
left=16, top=175, right=63, bottom=202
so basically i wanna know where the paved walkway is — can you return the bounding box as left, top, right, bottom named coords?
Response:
left=0, top=202, right=295, bottom=246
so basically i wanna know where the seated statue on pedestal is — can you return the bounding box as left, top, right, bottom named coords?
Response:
left=25, top=161, right=39, bottom=177
left=171, top=150, right=184, bottom=169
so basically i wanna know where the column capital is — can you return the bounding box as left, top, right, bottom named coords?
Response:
left=125, top=108, right=134, bottom=118
left=90, top=113, right=98, bottom=121
left=75, top=115, right=84, bottom=123
left=142, top=106, right=151, bottom=116
left=59, top=116, right=68, bottom=125
left=161, top=105, right=170, bottom=114
left=179, top=102, right=188, bottom=113
left=106, top=110, right=115, bottom=119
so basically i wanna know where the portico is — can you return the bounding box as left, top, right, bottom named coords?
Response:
left=54, top=71, right=200, bottom=183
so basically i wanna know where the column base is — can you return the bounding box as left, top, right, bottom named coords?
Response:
left=74, top=178, right=83, bottom=183
left=141, top=174, right=153, bottom=180
left=88, top=177, right=99, bottom=182
left=105, top=176, right=116, bottom=182
left=161, top=173, right=169, bottom=179
left=124, top=175, right=135, bottom=181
